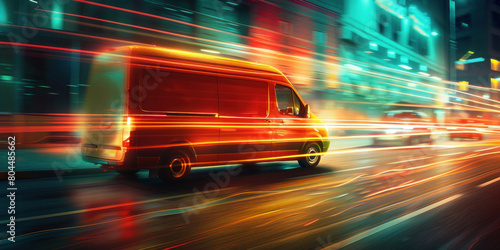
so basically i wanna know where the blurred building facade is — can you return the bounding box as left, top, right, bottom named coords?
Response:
left=0, top=0, right=342, bottom=114
left=339, top=0, right=451, bottom=120
left=454, top=0, right=500, bottom=102
left=0, top=0, right=452, bottom=121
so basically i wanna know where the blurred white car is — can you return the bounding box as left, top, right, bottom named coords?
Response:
left=373, top=110, right=433, bottom=146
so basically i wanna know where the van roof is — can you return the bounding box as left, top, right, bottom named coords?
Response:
left=111, top=45, right=285, bottom=77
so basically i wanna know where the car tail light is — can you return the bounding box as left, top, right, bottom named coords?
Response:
left=123, top=116, right=132, bottom=148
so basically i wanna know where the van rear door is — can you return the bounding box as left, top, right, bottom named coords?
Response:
left=81, top=51, right=127, bottom=163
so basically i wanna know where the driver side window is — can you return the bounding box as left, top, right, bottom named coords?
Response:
left=275, top=84, right=301, bottom=116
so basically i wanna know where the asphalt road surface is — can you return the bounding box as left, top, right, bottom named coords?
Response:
left=2, top=138, right=500, bottom=249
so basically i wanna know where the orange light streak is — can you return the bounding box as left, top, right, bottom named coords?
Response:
left=365, top=152, right=500, bottom=198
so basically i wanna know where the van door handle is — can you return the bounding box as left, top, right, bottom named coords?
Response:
left=265, top=119, right=271, bottom=123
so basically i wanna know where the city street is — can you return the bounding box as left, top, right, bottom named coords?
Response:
left=4, top=0, right=500, bottom=249
left=2, top=137, right=500, bottom=249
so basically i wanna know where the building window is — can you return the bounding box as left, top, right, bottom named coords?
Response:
left=419, top=38, right=428, bottom=56
left=492, top=58, right=500, bottom=71
left=379, top=23, right=385, bottom=35
left=493, top=34, right=500, bottom=51
left=492, top=78, right=500, bottom=89
left=391, top=18, right=401, bottom=42
left=314, top=31, right=327, bottom=45
left=492, top=11, right=500, bottom=29
left=378, top=14, right=389, bottom=37
left=457, top=14, right=471, bottom=30
left=409, top=28, right=417, bottom=48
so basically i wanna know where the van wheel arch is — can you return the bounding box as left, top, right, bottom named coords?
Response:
left=157, top=146, right=194, bottom=182
left=298, top=141, right=322, bottom=168
left=157, top=148, right=193, bottom=184
left=301, top=139, right=323, bottom=153
left=160, top=141, right=197, bottom=163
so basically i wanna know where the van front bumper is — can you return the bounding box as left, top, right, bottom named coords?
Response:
left=322, top=140, right=330, bottom=153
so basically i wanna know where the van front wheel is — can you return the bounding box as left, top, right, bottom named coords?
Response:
left=298, top=142, right=321, bottom=168
left=158, top=150, right=191, bottom=182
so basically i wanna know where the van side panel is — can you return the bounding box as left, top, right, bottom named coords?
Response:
left=132, top=65, right=219, bottom=167
left=217, top=76, right=273, bottom=164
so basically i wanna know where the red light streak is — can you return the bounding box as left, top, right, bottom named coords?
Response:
left=0, top=23, right=146, bottom=47
left=7, top=9, right=499, bottom=112
left=66, top=1, right=318, bottom=56
left=303, top=219, right=319, bottom=226
left=0, top=41, right=101, bottom=55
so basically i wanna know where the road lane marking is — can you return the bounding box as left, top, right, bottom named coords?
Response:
left=478, top=177, right=500, bottom=188
left=324, top=194, right=463, bottom=249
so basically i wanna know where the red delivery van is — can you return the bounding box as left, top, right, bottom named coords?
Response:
left=81, top=46, right=329, bottom=182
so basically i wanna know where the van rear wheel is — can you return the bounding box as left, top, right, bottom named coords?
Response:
left=158, top=150, right=191, bottom=182
left=298, top=142, right=321, bottom=168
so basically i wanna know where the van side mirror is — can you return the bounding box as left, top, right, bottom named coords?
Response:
left=286, top=107, right=294, bottom=115
left=305, top=104, right=310, bottom=118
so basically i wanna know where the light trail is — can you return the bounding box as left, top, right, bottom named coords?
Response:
left=3, top=20, right=499, bottom=115
left=10, top=5, right=500, bottom=119
left=291, top=73, right=500, bottom=114
left=66, top=0, right=500, bottom=106
left=0, top=23, right=146, bottom=47
left=478, top=176, right=500, bottom=188
left=474, top=146, right=500, bottom=152
left=0, top=41, right=102, bottom=56
left=2, top=45, right=499, bottom=163
left=437, top=152, right=465, bottom=157
left=70, top=0, right=500, bottom=101
left=326, top=194, right=463, bottom=249
left=29, top=8, right=500, bottom=110
left=350, top=60, right=500, bottom=100
left=6, top=149, right=500, bottom=246
left=343, top=70, right=500, bottom=110
left=257, top=165, right=500, bottom=249
left=365, top=151, right=500, bottom=198
left=36, top=8, right=321, bottom=62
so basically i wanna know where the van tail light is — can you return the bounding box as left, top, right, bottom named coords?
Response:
left=123, top=137, right=130, bottom=148
left=123, top=116, right=132, bottom=148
